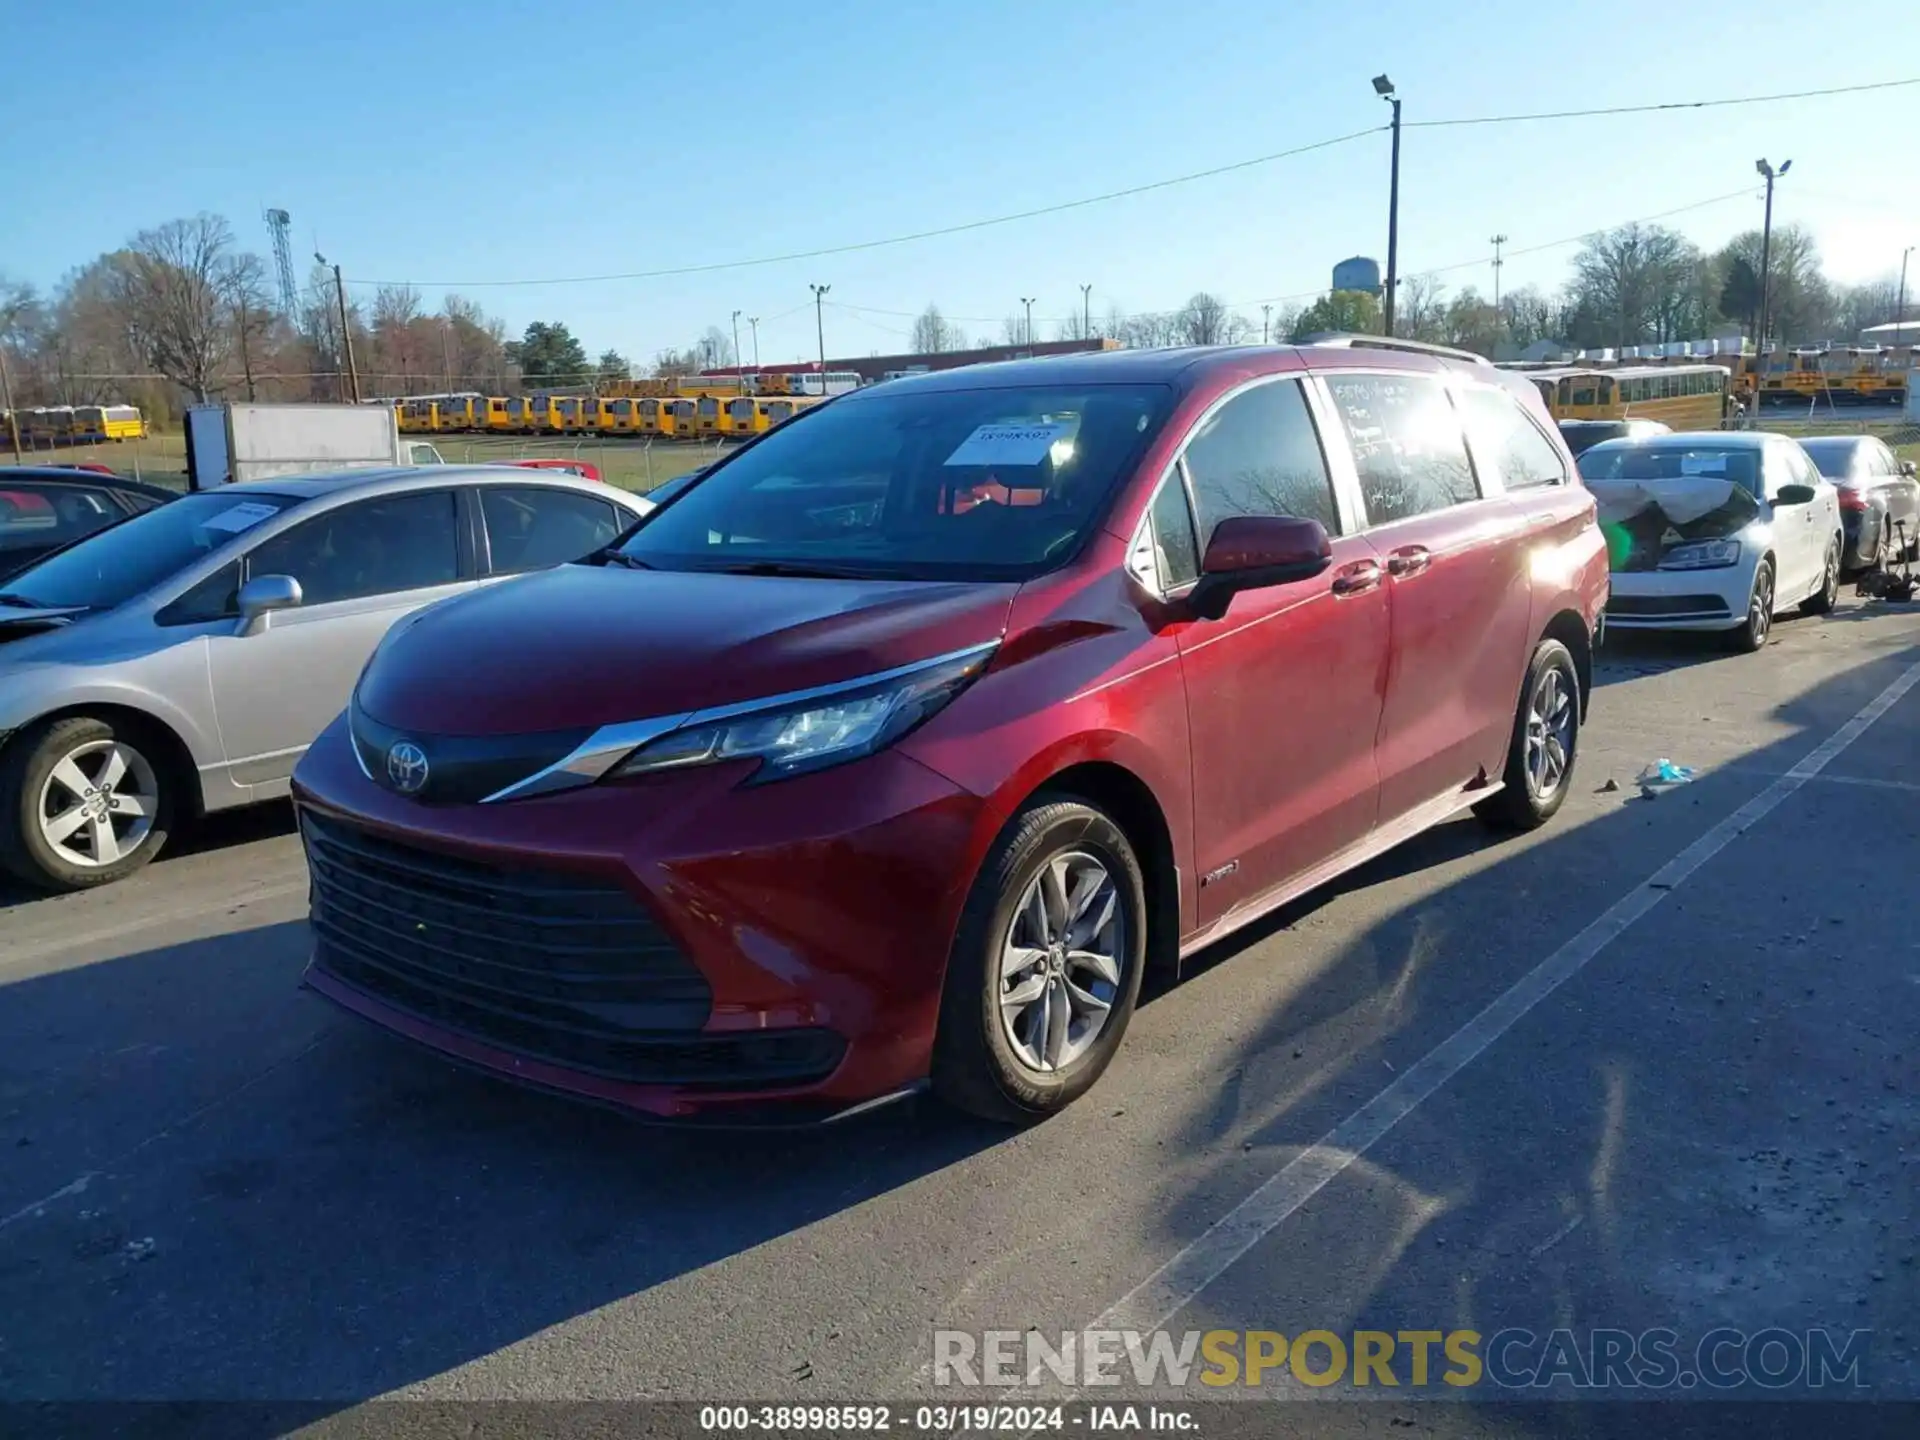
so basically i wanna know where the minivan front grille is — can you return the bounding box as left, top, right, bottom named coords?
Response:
left=302, top=811, right=845, bottom=1089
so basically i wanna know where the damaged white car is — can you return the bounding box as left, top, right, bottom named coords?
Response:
left=1576, top=432, right=1843, bottom=652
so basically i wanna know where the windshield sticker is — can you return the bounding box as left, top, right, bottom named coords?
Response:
left=1678, top=453, right=1728, bottom=476
left=943, top=422, right=1071, bottom=469
left=200, top=501, right=281, bottom=535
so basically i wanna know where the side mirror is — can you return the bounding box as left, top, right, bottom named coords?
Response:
left=1901, top=460, right=1917, bottom=478
left=1187, top=515, right=1333, bottom=621
left=237, top=573, right=302, bottom=636
left=1773, top=484, right=1816, bottom=507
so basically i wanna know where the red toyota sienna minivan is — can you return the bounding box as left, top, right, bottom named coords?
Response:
left=292, top=340, right=1608, bottom=1124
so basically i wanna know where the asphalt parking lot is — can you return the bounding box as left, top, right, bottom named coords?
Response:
left=2, top=593, right=1917, bottom=1427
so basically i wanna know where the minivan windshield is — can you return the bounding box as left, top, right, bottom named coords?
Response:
left=617, top=382, right=1172, bottom=580
left=0, top=490, right=297, bottom=612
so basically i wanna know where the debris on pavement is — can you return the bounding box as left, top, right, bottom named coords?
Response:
left=1636, top=758, right=1697, bottom=797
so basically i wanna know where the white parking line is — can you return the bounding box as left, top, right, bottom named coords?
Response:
left=1085, top=655, right=1920, bottom=1337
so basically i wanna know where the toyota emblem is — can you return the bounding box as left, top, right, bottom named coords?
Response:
left=385, top=741, right=429, bottom=795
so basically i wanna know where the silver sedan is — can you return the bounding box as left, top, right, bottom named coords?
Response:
left=0, top=467, right=646, bottom=890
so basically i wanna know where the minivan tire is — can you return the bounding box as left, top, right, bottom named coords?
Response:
left=1475, top=639, right=1581, bottom=833
left=930, top=797, right=1147, bottom=1124
left=0, top=715, right=174, bottom=892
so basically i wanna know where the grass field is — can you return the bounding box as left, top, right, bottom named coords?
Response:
left=0, top=431, right=732, bottom=495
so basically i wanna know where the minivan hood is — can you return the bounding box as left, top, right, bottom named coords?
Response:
left=354, top=563, right=1018, bottom=735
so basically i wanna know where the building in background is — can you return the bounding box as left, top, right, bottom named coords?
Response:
left=1331, top=256, right=1382, bottom=295
left=702, top=337, right=1119, bottom=386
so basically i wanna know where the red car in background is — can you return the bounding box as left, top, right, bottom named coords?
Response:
left=506, top=458, right=603, bottom=483
left=292, top=339, right=1608, bottom=1124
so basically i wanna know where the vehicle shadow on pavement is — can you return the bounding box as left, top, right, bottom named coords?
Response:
left=1137, top=632, right=1920, bottom=1413
left=0, top=915, right=1007, bottom=1413
left=2, top=636, right=1916, bottom=1422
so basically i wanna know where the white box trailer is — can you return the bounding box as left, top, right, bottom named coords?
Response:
left=185, top=402, right=444, bottom=489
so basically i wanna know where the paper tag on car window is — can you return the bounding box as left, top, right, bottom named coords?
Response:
left=201, top=501, right=281, bottom=535
left=1678, top=453, right=1726, bottom=476
left=944, top=422, right=1070, bottom=468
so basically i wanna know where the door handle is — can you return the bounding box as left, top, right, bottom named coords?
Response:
left=1386, top=544, right=1432, bottom=578
left=1330, top=559, right=1383, bottom=597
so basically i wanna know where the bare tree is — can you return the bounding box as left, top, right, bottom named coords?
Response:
left=1174, top=292, right=1235, bottom=346
left=112, top=213, right=250, bottom=400
left=910, top=304, right=957, bottom=353
left=1499, top=286, right=1560, bottom=350
left=1396, top=275, right=1447, bottom=341
left=371, top=284, right=425, bottom=391
left=227, top=254, right=276, bottom=402
left=1567, top=223, right=1700, bottom=349
left=695, top=326, right=731, bottom=371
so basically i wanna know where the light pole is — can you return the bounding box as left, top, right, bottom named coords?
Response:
left=315, top=251, right=360, bottom=403
left=731, top=310, right=743, bottom=373
left=1755, top=158, right=1791, bottom=353
left=1898, top=247, right=1914, bottom=338
left=1373, top=75, right=1401, bottom=336
left=748, top=316, right=761, bottom=370
left=0, top=340, right=21, bottom=463
left=809, top=284, right=830, bottom=392
left=1080, top=283, right=1093, bottom=340
left=1021, top=297, right=1036, bottom=346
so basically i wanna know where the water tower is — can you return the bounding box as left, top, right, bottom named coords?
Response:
left=1332, top=256, right=1382, bottom=295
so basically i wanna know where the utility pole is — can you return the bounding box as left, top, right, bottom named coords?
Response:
left=1080, top=283, right=1093, bottom=339
left=748, top=316, right=761, bottom=369
left=1898, top=246, right=1914, bottom=337
left=1021, top=297, right=1036, bottom=346
left=731, top=309, right=743, bottom=373
left=441, top=320, right=454, bottom=391
left=316, top=253, right=360, bottom=403
left=809, top=284, right=830, bottom=392
left=1262, top=304, right=1273, bottom=344
left=1489, top=234, right=1508, bottom=312
left=1754, top=159, right=1791, bottom=354
left=1374, top=75, right=1402, bottom=337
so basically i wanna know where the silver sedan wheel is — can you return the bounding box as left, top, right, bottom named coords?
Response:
left=1525, top=666, right=1575, bottom=802
left=36, top=740, right=159, bottom=869
left=998, top=851, right=1125, bottom=1073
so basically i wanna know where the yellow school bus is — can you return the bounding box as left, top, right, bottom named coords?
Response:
left=720, top=397, right=761, bottom=438
left=477, top=397, right=512, bottom=432
left=401, top=399, right=441, bottom=432
left=604, top=398, right=642, bottom=434
left=553, top=395, right=594, bottom=433
left=1529, top=364, right=1730, bottom=430
left=70, top=404, right=147, bottom=442
left=670, top=399, right=698, bottom=438
left=432, top=397, right=473, bottom=432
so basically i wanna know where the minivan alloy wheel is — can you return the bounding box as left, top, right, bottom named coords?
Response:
left=36, top=740, right=159, bottom=869
left=1525, top=667, right=1575, bottom=801
left=998, top=851, right=1124, bottom=1072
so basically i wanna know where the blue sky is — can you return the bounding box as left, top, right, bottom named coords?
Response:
left=4, top=0, right=1916, bottom=367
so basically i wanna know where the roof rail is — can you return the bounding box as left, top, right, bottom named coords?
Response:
left=1300, top=332, right=1492, bottom=366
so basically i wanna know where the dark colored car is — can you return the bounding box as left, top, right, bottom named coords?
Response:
left=1557, top=418, right=1672, bottom=457
left=1795, top=435, right=1920, bottom=569
left=0, top=468, right=176, bottom=580
left=292, top=340, right=1609, bottom=1124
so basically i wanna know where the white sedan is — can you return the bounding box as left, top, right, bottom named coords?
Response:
left=1577, top=432, right=1845, bottom=652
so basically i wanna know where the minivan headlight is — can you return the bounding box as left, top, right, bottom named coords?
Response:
left=1659, top=539, right=1742, bottom=570
left=607, top=644, right=996, bottom=784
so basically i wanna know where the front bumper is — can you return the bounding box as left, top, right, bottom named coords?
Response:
left=292, top=714, right=987, bottom=1120
left=1601, top=565, right=1750, bottom=632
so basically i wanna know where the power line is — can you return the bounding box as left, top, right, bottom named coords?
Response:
left=1409, top=76, right=1920, bottom=129
left=348, top=127, right=1383, bottom=291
